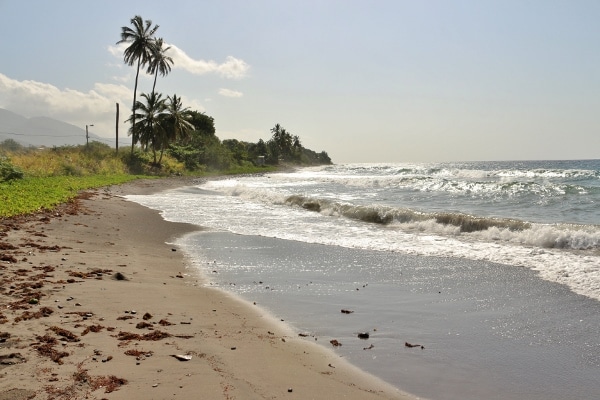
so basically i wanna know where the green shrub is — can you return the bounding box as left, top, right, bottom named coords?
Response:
left=0, top=139, right=25, bottom=152
left=0, top=156, right=24, bottom=181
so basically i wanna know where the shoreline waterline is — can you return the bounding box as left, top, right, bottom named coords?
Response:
left=175, top=229, right=600, bottom=400
left=0, top=177, right=415, bottom=400
left=126, top=161, right=600, bottom=302
left=123, top=162, right=600, bottom=400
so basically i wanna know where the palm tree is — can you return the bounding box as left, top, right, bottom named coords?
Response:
left=159, top=94, right=194, bottom=164
left=128, top=92, right=167, bottom=164
left=147, top=38, right=174, bottom=97
left=270, top=124, right=293, bottom=160
left=117, top=15, right=159, bottom=153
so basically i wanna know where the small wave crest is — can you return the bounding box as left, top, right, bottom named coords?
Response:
left=285, top=195, right=529, bottom=231
left=284, top=194, right=600, bottom=250
left=202, top=181, right=600, bottom=252
left=472, top=224, right=600, bottom=250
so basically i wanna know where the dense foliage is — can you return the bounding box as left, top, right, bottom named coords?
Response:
left=117, top=15, right=331, bottom=169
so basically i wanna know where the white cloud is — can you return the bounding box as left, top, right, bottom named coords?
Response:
left=0, top=73, right=125, bottom=114
left=0, top=72, right=131, bottom=138
left=0, top=73, right=210, bottom=140
left=107, top=44, right=123, bottom=59
left=168, top=45, right=250, bottom=79
left=218, top=88, right=243, bottom=98
left=107, top=43, right=250, bottom=79
left=110, top=73, right=131, bottom=84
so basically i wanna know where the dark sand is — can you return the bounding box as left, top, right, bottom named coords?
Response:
left=0, top=178, right=415, bottom=399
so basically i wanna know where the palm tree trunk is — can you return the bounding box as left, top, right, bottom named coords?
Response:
left=158, top=144, right=165, bottom=164
left=152, top=69, right=158, bottom=98
left=131, top=58, right=142, bottom=155
left=152, top=142, right=158, bottom=164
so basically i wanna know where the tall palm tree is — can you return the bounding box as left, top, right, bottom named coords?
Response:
left=159, top=94, right=194, bottom=164
left=128, top=92, right=167, bottom=164
left=147, top=38, right=174, bottom=97
left=117, top=15, right=159, bottom=153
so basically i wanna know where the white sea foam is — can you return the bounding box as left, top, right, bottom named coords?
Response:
left=126, top=191, right=600, bottom=301
left=125, top=160, right=600, bottom=301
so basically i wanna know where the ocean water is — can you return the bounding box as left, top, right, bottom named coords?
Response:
left=126, top=160, right=600, bottom=400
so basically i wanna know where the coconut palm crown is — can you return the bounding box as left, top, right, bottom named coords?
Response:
left=147, top=38, right=174, bottom=97
left=127, top=92, right=167, bottom=164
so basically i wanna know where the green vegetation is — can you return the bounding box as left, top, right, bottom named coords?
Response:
left=116, top=15, right=332, bottom=169
left=0, top=175, right=139, bottom=217
left=0, top=155, right=24, bottom=182
left=0, top=142, right=144, bottom=217
left=0, top=15, right=332, bottom=218
left=0, top=117, right=328, bottom=217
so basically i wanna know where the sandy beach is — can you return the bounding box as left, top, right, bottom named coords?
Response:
left=0, top=178, right=416, bottom=400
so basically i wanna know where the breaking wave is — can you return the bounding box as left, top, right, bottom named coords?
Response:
left=284, top=194, right=600, bottom=251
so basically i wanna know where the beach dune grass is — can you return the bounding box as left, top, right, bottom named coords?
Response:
left=6, top=143, right=187, bottom=177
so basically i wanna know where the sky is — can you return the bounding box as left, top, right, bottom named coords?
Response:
left=0, top=0, right=599, bottom=163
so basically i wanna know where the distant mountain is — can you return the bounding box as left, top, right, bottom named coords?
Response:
left=0, top=108, right=104, bottom=147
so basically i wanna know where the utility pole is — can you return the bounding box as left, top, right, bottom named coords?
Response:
left=115, top=103, right=119, bottom=153
left=85, top=124, right=94, bottom=146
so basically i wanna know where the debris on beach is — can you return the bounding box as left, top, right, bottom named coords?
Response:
left=113, top=272, right=128, bottom=281
left=34, top=334, right=69, bottom=364
left=117, top=330, right=171, bottom=341
left=68, top=268, right=113, bottom=279
left=174, top=334, right=194, bottom=339
left=171, top=354, right=192, bottom=361
left=81, top=324, right=105, bottom=335
left=357, top=332, right=370, bottom=339
left=363, top=344, right=375, bottom=350
left=0, top=352, right=26, bottom=365
left=135, top=321, right=153, bottom=329
left=330, top=339, right=342, bottom=347
left=341, top=309, right=354, bottom=314
left=124, top=349, right=153, bottom=357
left=49, top=326, right=79, bottom=342
left=405, top=341, right=425, bottom=349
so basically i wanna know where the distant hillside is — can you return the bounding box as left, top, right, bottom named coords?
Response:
left=0, top=108, right=105, bottom=147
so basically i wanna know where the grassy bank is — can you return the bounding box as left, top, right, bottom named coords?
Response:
left=0, top=142, right=279, bottom=218
left=0, top=175, right=142, bottom=217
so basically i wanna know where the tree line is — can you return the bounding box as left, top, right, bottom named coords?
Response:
left=117, top=15, right=331, bottom=170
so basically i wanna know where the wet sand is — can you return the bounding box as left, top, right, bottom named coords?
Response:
left=0, top=178, right=415, bottom=400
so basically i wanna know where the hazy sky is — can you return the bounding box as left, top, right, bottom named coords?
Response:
left=0, top=0, right=598, bottom=163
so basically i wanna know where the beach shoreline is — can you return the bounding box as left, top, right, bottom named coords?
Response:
left=0, top=177, right=416, bottom=400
